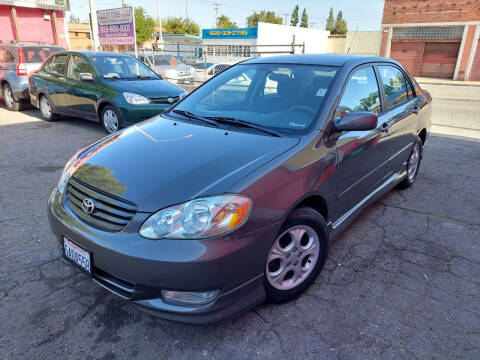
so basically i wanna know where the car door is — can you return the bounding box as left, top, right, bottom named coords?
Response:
left=375, top=64, right=420, bottom=175
left=64, top=54, right=100, bottom=120
left=43, top=53, right=69, bottom=110
left=333, top=65, right=390, bottom=218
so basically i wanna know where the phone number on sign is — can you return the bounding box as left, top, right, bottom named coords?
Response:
left=99, top=24, right=132, bottom=34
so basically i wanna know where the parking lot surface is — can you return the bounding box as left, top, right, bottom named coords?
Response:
left=1, top=97, right=479, bottom=359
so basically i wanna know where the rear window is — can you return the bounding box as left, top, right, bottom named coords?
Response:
left=22, top=46, right=64, bottom=63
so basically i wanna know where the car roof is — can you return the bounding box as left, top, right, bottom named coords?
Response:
left=73, top=51, right=132, bottom=58
left=243, top=54, right=395, bottom=67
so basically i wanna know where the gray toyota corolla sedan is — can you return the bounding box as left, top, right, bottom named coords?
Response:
left=48, top=54, right=432, bottom=324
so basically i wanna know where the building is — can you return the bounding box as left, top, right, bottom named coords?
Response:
left=0, top=0, right=69, bottom=48
left=151, top=33, right=202, bottom=57
left=68, top=23, right=92, bottom=50
left=379, top=0, right=480, bottom=80
left=201, top=22, right=329, bottom=63
left=327, top=31, right=381, bottom=56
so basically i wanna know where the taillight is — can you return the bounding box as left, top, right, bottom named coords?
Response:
left=16, top=48, right=27, bottom=76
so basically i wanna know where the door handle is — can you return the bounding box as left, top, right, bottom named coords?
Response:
left=413, top=106, right=419, bottom=115
left=380, top=121, right=392, bottom=132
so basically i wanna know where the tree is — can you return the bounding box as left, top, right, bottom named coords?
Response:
left=69, top=14, right=80, bottom=24
left=134, top=7, right=157, bottom=44
left=290, top=5, right=299, bottom=26
left=326, top=7, right=335, bottom=32
left=333, top=10, right=347, bottom=35
left=246, top=10, right=283, bottom=28
left=217, top=15, right=237, bottom=29
left=300, top=8, right=308, bottom=28
left=164, top=17, right=200, bottom=35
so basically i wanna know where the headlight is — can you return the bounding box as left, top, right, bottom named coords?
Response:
left=57, top=154, right=78, bottom=195
left=123, top=92, right=150, bottom=105
left=139, top=194, right=251, bottom=239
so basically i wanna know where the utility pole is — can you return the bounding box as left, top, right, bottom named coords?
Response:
left=88, top=0, right=100, bottom=51
left=283, top=13, right=289, bottom=25
left=121, top=0, right=125, bottom=7
left=156, top=0, right=163, bottom=49
left=185, top=0, right=188, bottom=19
left=213, top=3, right=220, bottom=27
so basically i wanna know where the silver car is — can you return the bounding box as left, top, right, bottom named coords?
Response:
left=0, top=42, right=64, bottom=111
left=138, top=53, right=195, bottom=85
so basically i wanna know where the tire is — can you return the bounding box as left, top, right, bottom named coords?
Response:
left=3, top=83, right=21, bottom=111
left=398, top=138, right=422, bottom=189
left=264, top=207, right=328, bottom=303
left=39, top=94, right=59, bottom=121
left=101, top=105, right=122, bottom=134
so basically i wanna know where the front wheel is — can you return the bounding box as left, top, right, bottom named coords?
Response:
left=398, top=138, right=422, bottom=189
left=264, top=207, right=328, bottom=302
left=101, top=105, right=122, bottom=134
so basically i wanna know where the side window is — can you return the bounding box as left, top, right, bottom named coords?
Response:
left=46, top=54, right=68, bottom=76
left=378, top=65, right=409, bottom=109
left=67, top=55, right=92, bottom=80
left=335, top=66, right=381, bottom=119
left=0, top=48, right=15, bottom=63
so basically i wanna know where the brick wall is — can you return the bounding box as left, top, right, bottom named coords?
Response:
left=382, top=0, right=480, bottom=24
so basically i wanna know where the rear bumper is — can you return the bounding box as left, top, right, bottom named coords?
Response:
left=48, top=188, right=274, bottom=324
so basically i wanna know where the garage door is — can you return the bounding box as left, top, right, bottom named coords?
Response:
left=420, top=42, right=460, bottom=79
left=390, top=41, right=425, bottom=77
left=469, top=40, right=480, bottom=81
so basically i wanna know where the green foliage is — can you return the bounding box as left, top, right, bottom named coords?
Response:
left=217, top=15, right=237, bottom=29
left=326, top=7, right=335, bottom=32
left=300, top=8, right=308, bottom=28
left=134, top=7, right=157, bottom=44
left=332, top=10, right=347, bottom=35
left=246, top=10, right=283, bottom=28
left=164, top=17, right=200, bottom=35
left=290, top=5, right=299, bottom=26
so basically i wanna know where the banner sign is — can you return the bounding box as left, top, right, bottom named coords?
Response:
left=202, top=27, right=258, bottom=39
left=97, top=7, right=135, bottom=46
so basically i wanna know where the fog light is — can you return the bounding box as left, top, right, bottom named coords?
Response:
left=161, top=290, right=219, bottom=305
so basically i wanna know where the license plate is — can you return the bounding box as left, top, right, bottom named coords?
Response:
left=63, top=237, right=91, bottom=274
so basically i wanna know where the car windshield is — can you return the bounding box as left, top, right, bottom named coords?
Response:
left=90, top=55, right=160, bottom=79
left=171, top=63, right=338, bottom=135
left=23, top=46, right=64, bottom=63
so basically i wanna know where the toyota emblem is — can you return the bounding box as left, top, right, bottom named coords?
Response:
left=82, top=198, right=95, bottom=214
left=167, top=97, right=175, bottom=104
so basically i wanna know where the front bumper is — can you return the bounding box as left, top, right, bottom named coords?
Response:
left=118, top=104, right=172, bottom=125
left=48, top=189, right=275, bottom=324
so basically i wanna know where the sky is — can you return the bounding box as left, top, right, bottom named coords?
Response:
left=67, top=0, right=385, bottom=32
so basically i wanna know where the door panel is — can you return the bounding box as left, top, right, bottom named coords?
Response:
left=333, top=66, right=389, bottom=218
left=44, top=54, right=69, bottom=109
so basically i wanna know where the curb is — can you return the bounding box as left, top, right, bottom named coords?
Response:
left=417, top=80, right=480, bottom=87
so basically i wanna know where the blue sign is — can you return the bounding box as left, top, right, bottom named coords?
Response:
left=202, top=27, right=258, bottom=39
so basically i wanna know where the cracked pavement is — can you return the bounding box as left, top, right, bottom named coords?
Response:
left=1, top=102, right=479, bottom=360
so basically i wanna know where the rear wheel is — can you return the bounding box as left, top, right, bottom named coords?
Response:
left=101, top=105, right=122, bottom=134
left=264, top=207, right=328, bottom=302
left=39, top=95, right=59, bottom=121
left=399, top=138, right=422, bottom=189
left=3, top=83, right=20, bottom=111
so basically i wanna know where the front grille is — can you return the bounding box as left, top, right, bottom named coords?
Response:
left=66, top=178, right=137, bottom=232
left=149, top=95, right=180, bottom=104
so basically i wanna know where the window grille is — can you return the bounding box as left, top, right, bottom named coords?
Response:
left=392, top=26, right=464, bottom=40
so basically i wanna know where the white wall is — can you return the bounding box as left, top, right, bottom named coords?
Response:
left=256, top=22, right=329, bottom=56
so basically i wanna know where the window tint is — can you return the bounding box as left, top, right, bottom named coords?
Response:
left=67, top=55, right=92, bottom=80
left=23, top=47, right=63, bottom=63
left=0, top=48, right=16, bottom=63
left=46, top=54, right=68, bottom=76
left=378, top=65, right=409, bottom=108
left=335, top=66, right=380, bottom=119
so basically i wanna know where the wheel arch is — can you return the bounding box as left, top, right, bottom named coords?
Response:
left=290, top=194, right=329, bottom=222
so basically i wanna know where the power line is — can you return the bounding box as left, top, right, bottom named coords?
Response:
left=212, top=3, right=221, bottom=27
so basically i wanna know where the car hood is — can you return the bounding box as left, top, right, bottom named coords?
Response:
left=72, top=116, right=299, bottom=212
left=104, top=79, right=184, bottom=98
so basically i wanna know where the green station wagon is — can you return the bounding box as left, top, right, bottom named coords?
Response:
left=29, top=51, right=187, bottom=133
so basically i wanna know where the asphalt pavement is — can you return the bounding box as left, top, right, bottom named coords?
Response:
left=0, top=90, right=479, bottom=359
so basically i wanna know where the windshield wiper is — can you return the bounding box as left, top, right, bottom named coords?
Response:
left=136, top=75, right=157, bottom=80
left=171, top=109, right=218, bottom=127
left=204, top=116, right=281, bottom=137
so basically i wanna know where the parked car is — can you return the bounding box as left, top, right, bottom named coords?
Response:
left=0, top=42, right=64, bottom=111
left=48, top=54, right=432, bottom=324
left=195, top=63, right=234, bottom=82
left=29, top=51, right=187, bottom=133
left=137, top=53, right=195, bottom=85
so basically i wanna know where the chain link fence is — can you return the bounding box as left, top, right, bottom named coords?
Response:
left=130, top=43, right=305, bottom=93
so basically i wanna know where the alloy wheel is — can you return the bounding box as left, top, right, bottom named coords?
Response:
left=40, top=97, right=52, bottom=118
left=103, top=109, right=119, bottom=133
left=266, top=225, right=320, bottom=290
left=4, top=86, right=14, bottom=108
left=407, top=143, right=420, bottom=181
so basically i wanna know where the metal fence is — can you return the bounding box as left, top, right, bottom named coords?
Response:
left=130, top=43, right=305, bottom=93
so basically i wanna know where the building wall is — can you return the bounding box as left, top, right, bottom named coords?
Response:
left=0, top=5, right=68, bottom=48
left=345, top=31, right=381, bottom=55
left=327, top=36, right=346, bottom=54
left=68, top=23, right=92, bottom=50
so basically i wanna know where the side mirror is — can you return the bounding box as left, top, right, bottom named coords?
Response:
left=79, top=73, right=93, bottom=82
left=334, top=112, right=378, bottom=132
